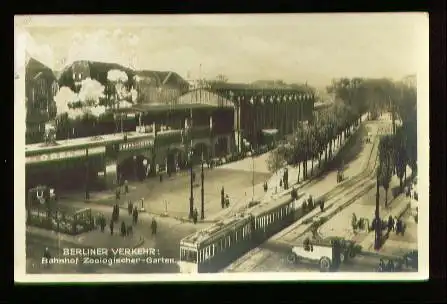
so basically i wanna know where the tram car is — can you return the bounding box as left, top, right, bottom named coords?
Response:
left=178, top=195, right=299, bottom=273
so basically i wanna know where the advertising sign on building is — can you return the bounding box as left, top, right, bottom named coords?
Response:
left=26, top=146, right=106, bottom=164
left=119, top=139, right=154, bottom=151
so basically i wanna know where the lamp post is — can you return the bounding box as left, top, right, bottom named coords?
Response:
left=85, top=148, right=90, bottom=200
left=374, top=169, right=382, bottom=250
left=201, top=152, right=205, bottom=220
left=184, top=112, right=194, bottom=219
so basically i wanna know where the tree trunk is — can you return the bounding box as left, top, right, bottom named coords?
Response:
left=384, top=187, right=388, bottom=207
left=297, top=162, right=301, bottom=183
left=324, top=146, right=328, bottom=163
left=399, top=177, right=403, bottom=193
left=311, top=157, right=314, bottom=176
left=404, top=168, right=407, bottom=184
left=318, top=152, right=322, bottom=168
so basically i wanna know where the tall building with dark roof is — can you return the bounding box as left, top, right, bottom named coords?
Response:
left=25, top=56, right=59, bottom=144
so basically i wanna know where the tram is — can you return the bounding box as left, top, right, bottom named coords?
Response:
left=178, top=214, right=253, bottom=273
left=178, top=195, right=296, bottom=273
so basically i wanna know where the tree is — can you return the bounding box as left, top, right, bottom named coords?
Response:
left=267, top=145, right=286, bottom=174
left=393, top=127, right=408, bottom=193
left=378, top=135, right=394, bottom=206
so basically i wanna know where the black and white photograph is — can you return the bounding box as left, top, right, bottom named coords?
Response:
left=14, top=13, right=429, bottom=282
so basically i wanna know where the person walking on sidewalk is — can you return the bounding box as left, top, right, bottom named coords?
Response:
left=120, top=221, right=126, bottom=237
left=193, top=208, right=199, bottom=224
left=151, top=218, right=157, bottom=235
left=221, top=186, right=225, bottom=209
left=99, top=215, right=106, bottom=232
left=387, top=215, right=395, bottom=233
left=133, top=207, right=139, bottom=225
left=124, top=180, right=129, bottom=194
left=109, top=220, right=114, bottom=235
left=128, top=200, right=133, bottom=215
left=351, top=213, right=358, bottom=233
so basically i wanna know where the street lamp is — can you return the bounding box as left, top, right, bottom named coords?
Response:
left=374, top=169, right=382, bottom=250
left=201, top=152, right=205, bottom=220
left=85, top=148, right=90, bottom=200
left=184, top=113, right=194, bottom=219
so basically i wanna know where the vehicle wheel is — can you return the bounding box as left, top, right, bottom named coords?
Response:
left=319, top=257, right=331, bottom=272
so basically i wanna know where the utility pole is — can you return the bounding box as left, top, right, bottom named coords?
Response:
left=188, top=108, right=194, bottom=219
left=85, top=148, right=90, bottom=200
left=201, top=152, right=205, bottom=220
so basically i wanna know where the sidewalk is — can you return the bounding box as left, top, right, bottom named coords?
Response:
left=27, top=225, right=144, bottom=249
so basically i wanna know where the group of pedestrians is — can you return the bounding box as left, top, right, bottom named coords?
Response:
left=377, top=258, right=404, bottom=272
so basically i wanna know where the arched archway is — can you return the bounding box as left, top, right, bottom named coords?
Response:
left=117, top=154, right=149, bottom=182
left=214, top=136, right=229, bottom=157
left=167, top=147, right=187, bottom=174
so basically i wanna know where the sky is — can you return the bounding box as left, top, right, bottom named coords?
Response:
left=15, top=13, right=427, bottom=88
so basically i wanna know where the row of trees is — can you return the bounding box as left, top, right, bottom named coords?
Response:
left=268, top=101, right=360, bottom=183
left=267, top=76, right=417, bottom=197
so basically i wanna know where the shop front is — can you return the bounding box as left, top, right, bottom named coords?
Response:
left=25, top=146, right=106, bottom=193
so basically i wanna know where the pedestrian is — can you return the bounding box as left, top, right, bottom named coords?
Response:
left=115, top=187, right=121, bottom=200
left=43, top=247, right=51, bottom=260
left=127, top=224, right=133, bottom=237
left=225, top=195, right=230, bottom=208
left=115, top=204, right=120, bottom=220
left=100, top=215, right=105, bottom=232
left=221, top=186, right=225, bottom=209
left=378, top=259, right=386, bottom=272
left=193, top=208, right=198, bottom=224
left=124, top=180, right=129, bottom=194
left=151, top=218, right=157, bottom=235
left=128, top=200, right=133, bottom=215
left=307, top=195, right=313, bottom=209
left=387, top=259, right=395, bottom=272
left=396, top=219, right=403, bottom=235
left=133, top=207, right=139, bottom=225
left=388, top=215, right=395, bottom=233
left=351, top=213, right=358, bottom=232
left=109, top=220, right=114, bottom=235
left=319, top=200, right=325, bottom=213
left=112, top=206, right=116, bottom=222
left=120, top=221, right=126, bottom=237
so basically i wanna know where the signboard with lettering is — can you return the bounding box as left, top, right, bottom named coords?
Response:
left=119, top=139, right=154, bottom=152
left=26, top=146, right=106, bottom=164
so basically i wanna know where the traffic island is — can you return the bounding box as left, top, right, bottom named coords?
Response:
left=26, top=226, right=145, bottom=249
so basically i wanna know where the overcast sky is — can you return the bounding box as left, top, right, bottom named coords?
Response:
left=16, top=13, right=427, bottom=88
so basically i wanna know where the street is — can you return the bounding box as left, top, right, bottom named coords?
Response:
left=224, top=120, right=387, bottom=272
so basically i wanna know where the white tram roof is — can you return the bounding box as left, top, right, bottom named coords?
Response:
left=180, top=213, right=252, bottom=247
left=248, top=195, right=293, bottom=218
